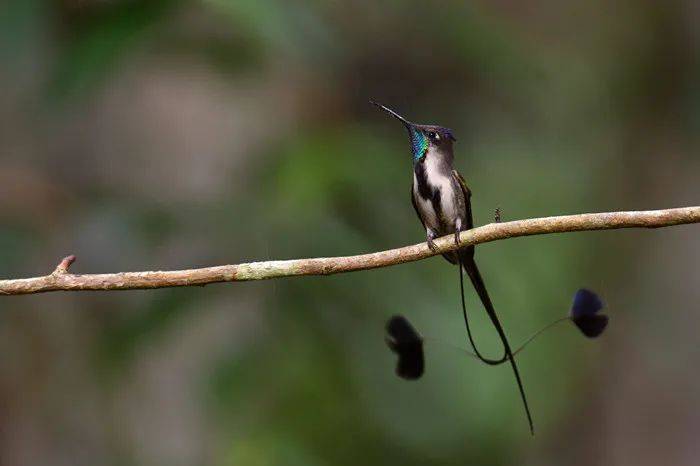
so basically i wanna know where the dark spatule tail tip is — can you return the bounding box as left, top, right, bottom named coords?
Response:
left=573, top=314, right=609, bottom=338
left=395, top=352, right=424, bottom=380
left=571, top=288, right=604, bottom=318
left=569, top=288, right=609, bottom=338
left=385, top=315, right=422, bottom=342
left=385, top=315, right=425, bottom=380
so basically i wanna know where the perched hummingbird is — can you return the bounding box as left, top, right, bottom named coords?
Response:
left=372, top=101, right=534, bottom=434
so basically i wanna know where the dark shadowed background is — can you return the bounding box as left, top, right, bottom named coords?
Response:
left=1, top=1, right=699, bottom=465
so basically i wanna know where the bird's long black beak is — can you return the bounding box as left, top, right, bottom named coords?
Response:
left=370, top=100, right=413, bottom=129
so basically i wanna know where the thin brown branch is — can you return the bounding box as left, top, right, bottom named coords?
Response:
left=1, top=206, right=698, bottom=296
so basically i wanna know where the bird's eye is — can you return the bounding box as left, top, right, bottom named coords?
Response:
left=428, top=131, right=439, bottom=141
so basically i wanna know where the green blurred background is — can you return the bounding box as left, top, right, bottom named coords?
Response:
left=1, top=1, right=699, bottom=465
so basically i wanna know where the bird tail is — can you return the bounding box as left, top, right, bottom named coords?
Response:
left=458, top=256, right=535, bottom=435
left=458, top=263, right=507, bottom=365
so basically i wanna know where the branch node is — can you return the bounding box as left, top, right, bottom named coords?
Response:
left=53, top=255, right=76, bottom=275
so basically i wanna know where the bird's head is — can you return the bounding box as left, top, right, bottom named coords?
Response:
left=371, top=101, right=456, bottom=164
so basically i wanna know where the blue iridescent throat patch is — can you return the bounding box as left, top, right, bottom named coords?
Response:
left=408, top=128, right=427, bottom=161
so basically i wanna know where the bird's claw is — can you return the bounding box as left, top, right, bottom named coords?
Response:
left=454, top=230, right=461, bottom=246
left=427, top=237, right=438, bottom=251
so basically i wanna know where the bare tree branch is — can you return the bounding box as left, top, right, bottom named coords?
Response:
left=1, top=206, right=698, bottom=296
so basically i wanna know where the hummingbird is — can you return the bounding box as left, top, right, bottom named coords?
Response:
left=371, top=101, right=535, bottom=434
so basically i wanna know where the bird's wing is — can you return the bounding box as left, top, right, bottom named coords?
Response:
left=411, top=187, right=426, bottom=230
left=451, top=170, right=473, bottom=230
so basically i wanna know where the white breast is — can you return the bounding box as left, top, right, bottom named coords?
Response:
left=413, top=153, right=458, bottom=232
